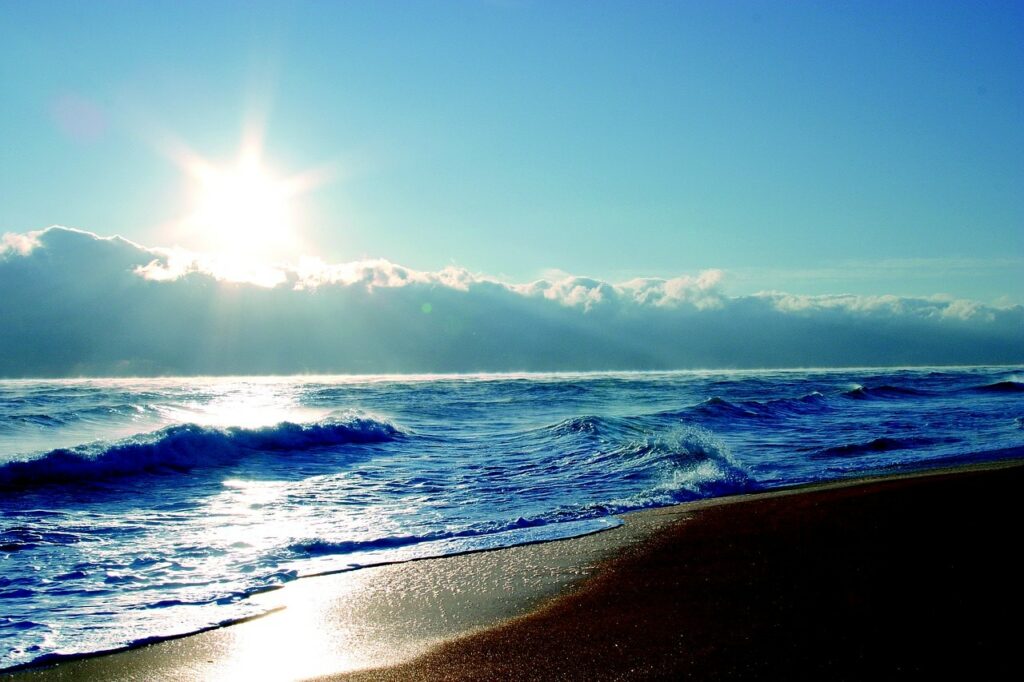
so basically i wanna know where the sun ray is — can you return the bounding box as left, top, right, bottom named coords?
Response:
left=159, top=127, right=331, bottom=271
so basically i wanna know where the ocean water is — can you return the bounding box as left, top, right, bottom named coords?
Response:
left=1, top=367, right=1022, bottom=669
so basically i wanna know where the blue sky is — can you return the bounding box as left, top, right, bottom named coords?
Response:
left=1, top=0, right=1022, bottom=303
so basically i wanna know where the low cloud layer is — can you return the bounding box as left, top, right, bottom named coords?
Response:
left=1, top=227, right=1021, bottom=377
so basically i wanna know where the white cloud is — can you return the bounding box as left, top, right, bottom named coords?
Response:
left=0, top=227, right=1020, bottom=376
left=130, top=239, right=729, bottom=310
left=1, top=231, right=41, bottom=256
left=134, top=248, right=288, bottom=288
left=289, top=257, right=482, bottom=292
left=762, top=291, right=997, bottom=322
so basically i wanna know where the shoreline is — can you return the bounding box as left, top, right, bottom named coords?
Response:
left=6, top=459, right=1023, bottom=680
left=0, top=517, right=627, bottom=677
left=3, top=484, right=683, bottom=680
left=344, top=458, right=1024, bottom=680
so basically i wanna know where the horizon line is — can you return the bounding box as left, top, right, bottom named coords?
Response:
left=1, top=363, right=1020, bottom=383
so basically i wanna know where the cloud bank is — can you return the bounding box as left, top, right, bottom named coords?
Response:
left=1, top=227, right=1021, bottom=377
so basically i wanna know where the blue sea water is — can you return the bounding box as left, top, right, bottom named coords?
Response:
left=1, top=367, right=1022, bottom=669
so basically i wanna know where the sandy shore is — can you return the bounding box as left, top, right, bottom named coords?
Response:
left=4, top=490, right=680, bottom=680
left=7, top=460, right=1022, bottom=681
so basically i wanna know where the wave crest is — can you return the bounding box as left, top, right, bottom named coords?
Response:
left=971, top=381, right=1024, bottom=393
left=0, top=416, right=401, bottom=490
left=658, top=391, right=829, bottom=423
left=842, top=384, right=929, bottom=400
left=603, top=426, right=756, bottom=506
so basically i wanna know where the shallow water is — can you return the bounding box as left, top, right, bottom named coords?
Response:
left=1, top=367, right=1022, bottom=669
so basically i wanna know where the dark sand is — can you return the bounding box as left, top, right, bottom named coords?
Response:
left=7, top=461, right=1022, bottom=681
left=340, top=461, right=1023, bottom=681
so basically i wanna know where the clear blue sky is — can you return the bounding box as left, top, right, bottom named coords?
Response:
left=2, top=0, right=1021, bottom=303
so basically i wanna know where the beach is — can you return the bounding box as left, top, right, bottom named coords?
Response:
left=3, top=0, right=1021, bottom=676
left=7, top=459, right=1021, bottom=681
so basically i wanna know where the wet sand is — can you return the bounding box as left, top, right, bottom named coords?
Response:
left=4, top=494, right=680, bottom=680
left=7, top=461, right=1022, bottom=681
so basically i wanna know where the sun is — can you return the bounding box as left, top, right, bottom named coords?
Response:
left=191, top=155, right=294, bottom=256
left=168, top=130, right=327, bottom=265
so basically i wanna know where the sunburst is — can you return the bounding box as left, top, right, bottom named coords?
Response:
left=167, top=127, right=328, bottom=265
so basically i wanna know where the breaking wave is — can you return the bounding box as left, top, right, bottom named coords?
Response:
left=291, top=425, right=755, bottom=561
left=842, top=384, right=931, bottom=400
left=657, top=391, right=830, bottom=423
left=0, top=416, right=401, bottom=490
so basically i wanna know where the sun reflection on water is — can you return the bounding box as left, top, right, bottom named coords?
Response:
left=158, top=381, right=328, bottom=429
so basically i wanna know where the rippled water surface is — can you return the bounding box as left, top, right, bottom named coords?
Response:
left=2, top=367, right=1022, bottom=669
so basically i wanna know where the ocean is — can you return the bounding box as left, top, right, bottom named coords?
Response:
left=1, top=367, right=1022, bottom=670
